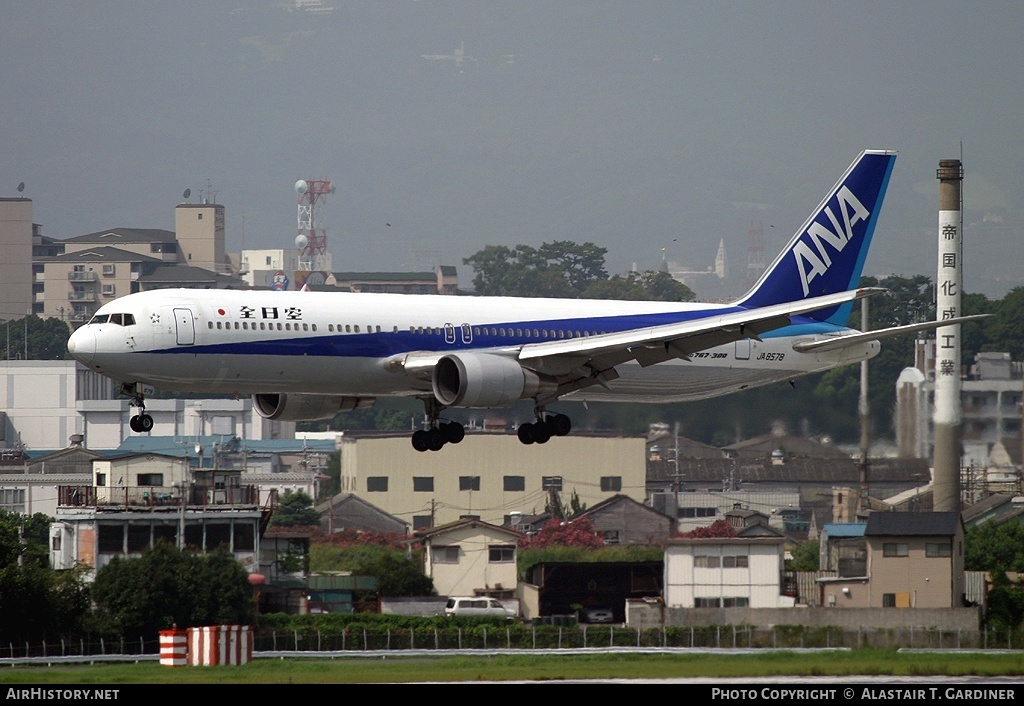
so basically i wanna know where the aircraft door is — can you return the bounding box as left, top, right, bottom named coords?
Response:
left=173, top=308, right=196, bottom=346
left=444, top=323, right=456, bottom=345
left=460, top=323, right=472, bottom=344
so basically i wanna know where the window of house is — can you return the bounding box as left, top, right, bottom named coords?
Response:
left=694, top=555, right=720, bottom=568
left=433, top=545, right=460, bottom=563
left=600, top=476, right=622, bottom=492
left=489, top=545, right=515, bottom=563
left=136, top=474, right=163, bottom=487
left=882, top=593, right=896, bottom=607
left=413, top=476, right=434, bottom=492
left=679, top=507, right=716, bottom=518
left=97, top=524, right=124, bottom=553
left=234, top=523, right=255, bottom=551
left=883, top=543, right=909, bottom=557
left=694, top=597, right=720, bottom=608
left=367, top=476, right=388, bottom=492
left=723, top=555, right=749, bottom=568
left=599, top=530, right=621, bottom=545
left=412, top=515, right=432, bottom=531
left=503, top=476, right=525, bottom=492
left=542, top=476, right=563, bottom=491
left=0, top=488, right=26, bottom=514
left=926, top=542, right=952, bottom=557
left=722, top=597, right=750, bottom=607
left=459, top=476, right=480, bottom=491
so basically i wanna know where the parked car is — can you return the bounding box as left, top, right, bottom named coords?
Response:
left=445, top=597, right=516, bottom=619
left=582, top=606, right=615, bottom=624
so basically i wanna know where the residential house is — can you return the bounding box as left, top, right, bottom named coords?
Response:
left=817, top=511, right=964, bottom=608
left=577, top=494, right=675, bottom=544
left=315, top=492, right=408, bottom=535
left=49, top=453, right=269, bottom=581
left=417, top=519, right=522, bottom=599
left=663, top=536, right=795, bottom=609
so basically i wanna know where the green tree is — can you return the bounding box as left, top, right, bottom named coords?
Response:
left=0, top=316, right=72, bottom=360
left=91, top=543, right=254, bottom=639
left=787, top=540, right=820, bottom=571
left=965, top=522, right=1024, bottom=573
left=310, top=542, right=434, bottom=597
left=270, top=490, right=320, bottom=528
left=582, top=270, right=695, bottom=302
left=463, top=241, right=699, bottom=301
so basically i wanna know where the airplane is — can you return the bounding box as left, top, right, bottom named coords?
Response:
left=66, top=150, right=984, bottom=452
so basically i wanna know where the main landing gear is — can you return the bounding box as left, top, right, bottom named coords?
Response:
left=122, top=383, right=154, bottom=433
left=516, top=409, right=571, bottom=445
left=411, top=398, right=465, bottom=452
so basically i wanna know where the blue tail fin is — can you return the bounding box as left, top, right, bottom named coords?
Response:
left=736, top=150, right=897, bottom=325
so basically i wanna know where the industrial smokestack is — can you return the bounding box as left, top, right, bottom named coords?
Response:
left=932, top=159, right=963, bottom=513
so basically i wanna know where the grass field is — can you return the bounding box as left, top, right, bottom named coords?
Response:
left=3, top=650, right=1024, bottom=684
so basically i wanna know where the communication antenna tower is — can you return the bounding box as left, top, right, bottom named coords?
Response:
left=294, top=178, right=335, bottom=273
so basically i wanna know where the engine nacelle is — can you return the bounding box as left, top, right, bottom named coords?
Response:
left=432, top=352, right=556, bottom=408
left=252, top=393, right=375, bottom=421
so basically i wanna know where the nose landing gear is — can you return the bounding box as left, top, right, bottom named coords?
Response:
left=122, top=382, right=154, bottom=433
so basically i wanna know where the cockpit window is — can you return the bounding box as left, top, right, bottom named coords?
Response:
left=90, top=313, right=135, bottom=326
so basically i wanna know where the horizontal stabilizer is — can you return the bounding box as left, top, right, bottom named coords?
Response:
left=790, top=314, right=990, bottom=353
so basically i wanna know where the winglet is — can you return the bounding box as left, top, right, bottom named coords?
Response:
left=736, top=150, right=897, bottom=325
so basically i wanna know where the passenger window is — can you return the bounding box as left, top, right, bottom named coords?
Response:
left=354, top=325, right=360, bottom=333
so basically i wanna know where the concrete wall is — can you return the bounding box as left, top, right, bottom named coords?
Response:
left=625, top=602, right=981, bottom=632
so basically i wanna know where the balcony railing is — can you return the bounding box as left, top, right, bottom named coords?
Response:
left=58, top=484, right=261, bottom=509
left=67, top=271, right=98, bottom=282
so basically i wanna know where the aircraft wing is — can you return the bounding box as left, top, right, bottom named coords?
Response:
left=388, top=287, right=883, bottom=397
left=790, top=314, right=990, bottom=353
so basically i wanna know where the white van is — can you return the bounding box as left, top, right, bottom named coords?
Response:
left=444, top=597, right=515, bottom=619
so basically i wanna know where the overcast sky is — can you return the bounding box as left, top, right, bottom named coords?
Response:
left=3, top=1, right=1022, bottom=298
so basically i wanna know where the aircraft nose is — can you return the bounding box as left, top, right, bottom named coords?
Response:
left=67, top=328, right=96, bottom=365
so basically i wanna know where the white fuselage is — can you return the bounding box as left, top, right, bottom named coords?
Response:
left=67, top=289, right=878, bottom=406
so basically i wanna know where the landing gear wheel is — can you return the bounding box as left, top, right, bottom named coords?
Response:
left=532, top=420, right=552, bottom=444
left=441, top=421, right=465, bottom=444
left=411, top=429, right=430, bottom=452
left=129, top=414, right=154, bottom=433
left=517, top=422, right=535, bottom=445
left=427, top=428, right=445, bottom=451
left=549, top=413, right=572, bottom=437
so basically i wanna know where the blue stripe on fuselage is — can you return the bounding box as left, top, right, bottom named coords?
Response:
left=145, top=308, right=847, bottom=358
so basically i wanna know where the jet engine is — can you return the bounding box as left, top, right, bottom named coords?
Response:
left=432, top=352, right=556, bottom=408
left=252, top=393, right=375, bottom=421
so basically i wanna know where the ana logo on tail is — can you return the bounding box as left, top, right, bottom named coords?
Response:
left=792, top=185, right=870, bottom=297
